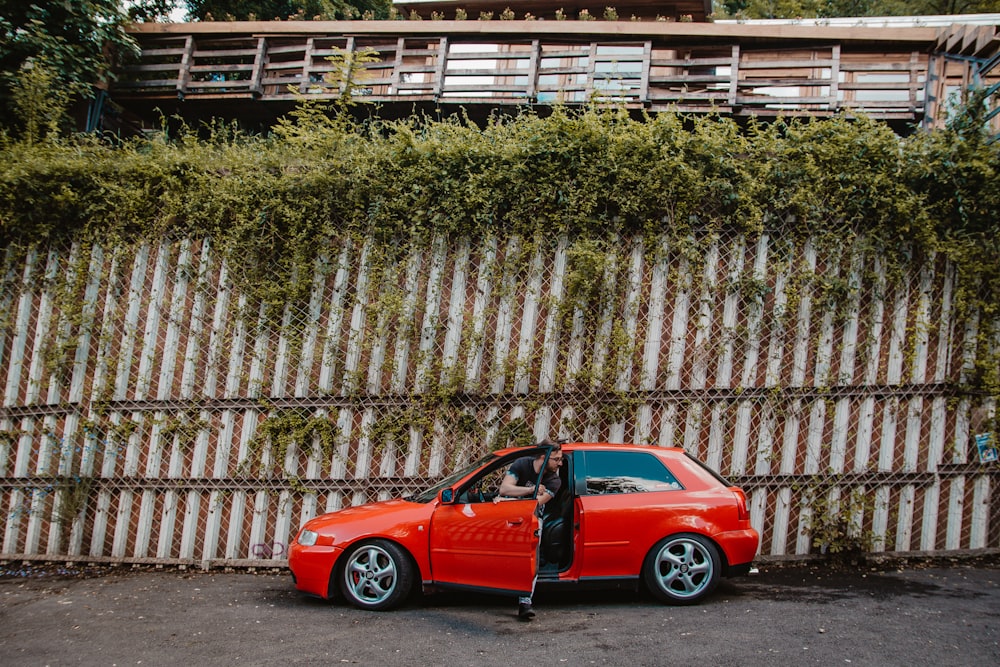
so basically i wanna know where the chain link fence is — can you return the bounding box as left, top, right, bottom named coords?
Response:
left=1, top=228, right=997, bottom=567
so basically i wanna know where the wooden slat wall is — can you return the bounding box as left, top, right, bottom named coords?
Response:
left=0, top=231, right=996, bottom=566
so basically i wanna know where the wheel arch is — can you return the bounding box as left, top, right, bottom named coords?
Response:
left=642, top=531, right=725, bottom=605
left=327, top=536, right=424, bottom=600
left=637, top=511, right=732, bottom=569
left=641, top=529, right=728, bottom=571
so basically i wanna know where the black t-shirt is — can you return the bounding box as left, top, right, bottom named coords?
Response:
left=507, top=456, right=561, bottom=496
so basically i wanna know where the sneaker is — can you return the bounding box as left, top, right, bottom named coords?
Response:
left=518, top=602, right=536, bottom=621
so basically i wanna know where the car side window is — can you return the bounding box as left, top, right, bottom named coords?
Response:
left=456, top=462, right=509, bottom=503
left=583, top=451, right=683, bottom=495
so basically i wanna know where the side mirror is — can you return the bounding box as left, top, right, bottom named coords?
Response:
left=440, top=489, right=454, bottom=504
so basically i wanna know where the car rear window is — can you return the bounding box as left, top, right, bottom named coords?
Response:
left=583, top=450, right=683, bottom=494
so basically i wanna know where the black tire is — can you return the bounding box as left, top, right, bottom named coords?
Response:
left=338, top=540, right=415, bottom=611
left=643, top=533, right=721, bottom=605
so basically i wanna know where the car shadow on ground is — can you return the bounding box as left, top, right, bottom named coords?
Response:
left=278, top=576, right=753, bottom=616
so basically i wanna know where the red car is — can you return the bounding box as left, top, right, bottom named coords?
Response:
left=288, top=442, right=759, bottom=609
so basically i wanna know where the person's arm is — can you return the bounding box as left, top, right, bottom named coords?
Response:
left=499, top=471, right=535, bottom=498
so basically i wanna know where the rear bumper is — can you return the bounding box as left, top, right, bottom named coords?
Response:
left=288, top=543, right=344, bottom=599
left=716, top=527, right=760, bottom=576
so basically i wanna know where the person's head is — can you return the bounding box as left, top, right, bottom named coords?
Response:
left=535, top=439, right=563, bottom=472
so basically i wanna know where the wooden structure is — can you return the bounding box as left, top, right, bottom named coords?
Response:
left=110, top=19, right=1000, bottom=133
left=930, top=19, right=1000, bottom=130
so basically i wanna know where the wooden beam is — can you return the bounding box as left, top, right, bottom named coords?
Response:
left=177, top=35, right=194, bottom=95
left=127, top=20, right=939, bottom=45
left=829, top=44, right=840, bottom=111
left=433, top=37, right=449, bottom=98
left=526, top=39, right=540, bottom=101
left=639, top=40, right=652, bottom=104
left=728, top=44, right=739, bottom=108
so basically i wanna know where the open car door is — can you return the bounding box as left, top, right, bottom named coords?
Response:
left=428, top=452, right=544, bottom=595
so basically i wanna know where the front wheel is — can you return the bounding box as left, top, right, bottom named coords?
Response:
left=643, top=533, right=721, bottom=605
left=339, top=540, right=414, bottom=611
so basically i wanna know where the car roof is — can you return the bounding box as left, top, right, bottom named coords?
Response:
left=491, top=442, right=686, bottom=457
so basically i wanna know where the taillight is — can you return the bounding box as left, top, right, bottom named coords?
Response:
left=731, top=487, right=749, bottom=522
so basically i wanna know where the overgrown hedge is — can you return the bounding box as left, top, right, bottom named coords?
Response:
left=1, top=103, right=998, bottom=397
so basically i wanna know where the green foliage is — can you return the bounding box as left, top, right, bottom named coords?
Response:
left=715, top=0, right=1000, bottom=18
left=158, top=411, right=209, bottom=450
left=319, top=46, right=382, bottom=105
left=750, top=115, right=923, bottom=239
left=903, top=91, right=1000, bottom=399
left=50, top=475, right=94, bottom=529
left=127, top=0, right=181, bottom=22
left=0, top=103, right=997, bottom=403
left=491, top=418, right=536, bottom=450
left=242, top=407, right=342, bottom=476
left=184, top=0, right=391, bottom=21
left=0, top=0, right=137, bottom=107
left=876, top=0, right=1000, bottom=14
left=0, top=105, right=991, bottom=260
left=563, top=238, right=618, bottom=323
left=10, top=60, right=71, bottom=144
left=800, top=484, right=877, bottom=560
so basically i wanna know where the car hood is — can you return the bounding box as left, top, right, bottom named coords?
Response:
left=303, top=498, right=435, bottom=540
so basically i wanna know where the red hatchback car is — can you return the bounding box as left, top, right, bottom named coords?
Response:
left=289, top=442, right=759, bottom=610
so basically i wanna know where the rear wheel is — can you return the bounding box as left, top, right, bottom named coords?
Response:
left=339, top=540, right=414, bottom=611
left=643, top=533, right=720, bottom=605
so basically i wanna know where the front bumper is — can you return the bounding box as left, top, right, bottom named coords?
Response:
left=288, top=542, right=344, bottom=599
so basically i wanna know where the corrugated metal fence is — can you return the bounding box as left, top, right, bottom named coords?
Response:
left=1, top=229, right=997, bottom=567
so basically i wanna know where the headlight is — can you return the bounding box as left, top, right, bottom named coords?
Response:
left=297, top=529, right=319, bottom=546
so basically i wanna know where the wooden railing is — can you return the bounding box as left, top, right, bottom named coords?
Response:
left=115, top=21, right=998, bottom=127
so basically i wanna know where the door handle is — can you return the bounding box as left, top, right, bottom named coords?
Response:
left=506, top=518, right=524, bottom=526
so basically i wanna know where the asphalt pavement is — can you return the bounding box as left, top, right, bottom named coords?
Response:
left=2, top=554, right=998, bottom=666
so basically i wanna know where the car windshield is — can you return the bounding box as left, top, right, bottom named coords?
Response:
left=408, top=452, right=498, bottom=503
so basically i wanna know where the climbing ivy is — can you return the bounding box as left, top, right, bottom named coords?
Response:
left=241, top=406, right=343, bottom=477
left=0, top=98, right=997, bottom=408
